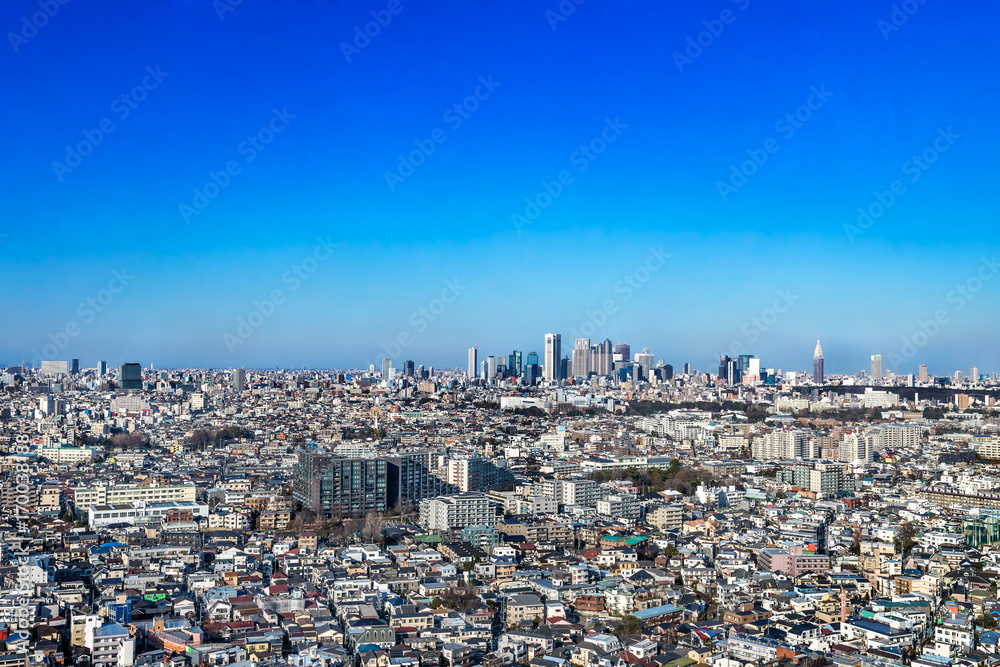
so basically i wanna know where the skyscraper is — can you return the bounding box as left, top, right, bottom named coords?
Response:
left=98, top=360, right=107, bottom=377
left=507, top=350, right=522, bottom=378
left=381, top=358, right=392, bottom=379
left=544, top=334, right=561, bottom=381
left=918, top=364, right=929, bottom=382
left=487, top=356, right=497, bottom=380
left=634, top=348, right=654, bottom=380
left=232, top=368, right=246, bottom=392
left=870, top=354, right=882, bottom=381
left=615, top=342, right=631, bottom=362
left=467, top=346, right=478, bottom=379
left=404, top=360, right=415, bottom=377
left=71, top=358, right=79, bottom=374
left=593, top=339, right=614, bottom=376
left=813, top=338, right=824, bottom=384
left=120, top=363, right=142, bottom=390
left=971, top=366, right=980, bottom=383
left=572, top=338, right=591, bottom=378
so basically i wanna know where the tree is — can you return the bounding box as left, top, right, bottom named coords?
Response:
left=430, top=596, right=442, bottom=609
left=898, top=522, right=917, bottom=556
left=360, top=511, right=385, bottom=545
left=614, top=615, right=641, bottom=637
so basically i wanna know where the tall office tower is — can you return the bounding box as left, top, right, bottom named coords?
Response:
left=634, top=348, right=654, bottom=379
left=467, top=346, right=478, bottom=379
left=526, top=351, right=539, bottom=367
left=487, top=356, right=497, bottom=380
left=718, top=355, right=741, bottom=385
left=593, top=339, right=614, bottom=376
left=971, top=366, right=980, bottom=383
left=71, top=358, right=79, bottom=374
left=870, top=354, right=882, bottom=381
left=293, top=451, right=388, bottom=518
left=743, top=356, right=760, bottom=383
left=615, top=342, right=631, bottom=362
left=381, top=358, right=392, bottom=379
left=507, top=350, right=522, bottom=378
left=918, top=364, right=929, bottom=382
left=98, top=360, right=107, bottom=377
left=660, top=364, right=674, bottom=381
left=544, top=334, right=561, bottom=381
left=404, top=360, right=415, bottom=377
left=813, top=338, right=824, bottom=384
left=524, top=363, right=538, bottom=386
left=572, top=338, right=591, bottom=377
left=120, top=363, right=142, bottom=390
left=954, top=370, right=965, bottom=384
left=232, top=368, right=246, bottom=393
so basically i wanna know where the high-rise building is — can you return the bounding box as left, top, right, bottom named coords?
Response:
left=615, top=342, right=631, bottom=362
left=293, top=451, right=388, bottom=518
left=403, top=360, right=415, bottom=377
left=231, top=368, right=246, bottom=393
left=918, top=364, right=929, bottom=382
left=813, top=339, right=824, bottom=384
left=383, top=451, right=452, bottom=509
left=120, top=363, right=142, bottom=390
left=870, top=354, right=882, bottom=381
left=507, top=350, right=522, bottom=378
left=445, top=457, right=515, bottom=493
left=718, top=355, right=742, bottom=385
left=593, top=339, right=614, bottom=376
left=71, top=358, right=79, bottom=374
left=487, top=356, right=497, bottom=380
left=634, top=348, right=654, bottom=379
left=526, top=351, right=539, bottom=367
left=971, top=366, right=980, bottom=383
left=98, top=360, right=107, bottom=377
left=381, top=358, right=392, bottom=379
left=467, top=346, right=478, bottom=379
left=572, top=338, right=591, bottom=378
left=544, top=334, right=561, bottom=381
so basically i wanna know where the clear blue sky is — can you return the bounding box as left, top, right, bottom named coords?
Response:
left=1, top=0, right=996, bottom=375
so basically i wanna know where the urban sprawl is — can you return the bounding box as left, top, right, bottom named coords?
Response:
left=3, top=335, right=1000, bottom=667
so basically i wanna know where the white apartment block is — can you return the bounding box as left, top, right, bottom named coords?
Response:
left=72, top=483, right=198, bottom=511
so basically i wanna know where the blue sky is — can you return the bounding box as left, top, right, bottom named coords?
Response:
left=1, top=0, right=997, bottom=375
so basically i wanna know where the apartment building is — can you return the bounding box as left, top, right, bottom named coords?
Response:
left=72, top=483, right=197, bottom=511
